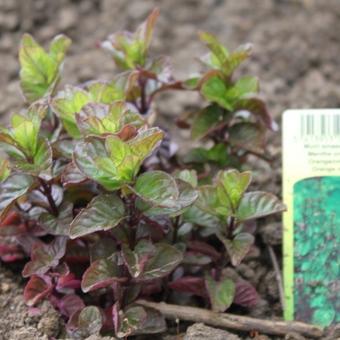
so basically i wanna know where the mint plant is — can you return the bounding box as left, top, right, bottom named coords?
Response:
left=0, top=9, right=285, bottom=338
left=177, top=32, right=278, bottom=170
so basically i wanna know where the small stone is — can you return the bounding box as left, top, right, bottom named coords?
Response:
left=0, top=0, right=17, bottom=11
left=84, top=336, right=117, bottom=340
left=0, top=12, right=19, bottom=31
left=10, top=326, right=47, bottom=340
left=285, top=332, right=307, bottom=340
left=184, top=323, right=241, bottom=340
left=0, top=33, right=15, bottom=51
left=58, top=6, right=78, bottom=31
left=0, top=282, right=11, bottom=293
left=37, top=304, right=61, bottom=338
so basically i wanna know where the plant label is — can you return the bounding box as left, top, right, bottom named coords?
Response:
left=283, top=109, right=340, bottom=327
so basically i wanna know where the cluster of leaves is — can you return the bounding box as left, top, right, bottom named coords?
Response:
left=293, top=177, right=339, bottom=327
left=0, top=9, right=284, bottom=338
left=176, top=31, right=278, bottom=171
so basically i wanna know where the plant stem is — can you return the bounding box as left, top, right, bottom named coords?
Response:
left=228, top=216, right=235, bottom=238
left=267, top=244, right=285, bottom=310
left=136, top=300, right=324, bottom=338
left=38, top=178, right=58, bottom=216
left=172, top=216, right=180, bottom=243
left=139, top=77, right=148, bottom=114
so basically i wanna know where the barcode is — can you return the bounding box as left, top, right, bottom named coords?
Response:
left=300, top=114, right=340, bottom=137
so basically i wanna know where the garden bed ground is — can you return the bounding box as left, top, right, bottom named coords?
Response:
left=0, top=0, right=340, bottom=339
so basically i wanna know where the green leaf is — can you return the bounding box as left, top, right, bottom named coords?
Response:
left=117, top=306, right=147, bottom=338
left=101, top=9, right=159, bottom=70
left=19, top=34, right=71, bottom=102
left=183, top=75, right=201, bottom=90
left=183, top=144, right=230, bottom=167
left=237, top=191, right=286, bottom=221
left=51, top=86, right=91, bottom=138
left=226, top=76, right=259, bottom=102
left=75, top=101, right=144, bottom=137
left=122, top=239, right=156, bottom=279
left=132, top=307, right=167, bottom=335
left=137, top=8, right=160, bottom=51
left=73, top=138, right=122, bottom=190
left=0, top=159, right=10, bottom=183
left=134, top=171, right=198, bottom=216
left=141, top=243, right=183, bottom=281
left=196, top=185, right=232, bottom=218
left=128, top=127, right=163, bottom=158
left=118, top=305, right=166, bottom=337
left=9, top=113, right=41, bottom=154
left=0, top=174, right=34, bottom=220
left=217, top=169, right=252, bottom=212
left=199, top=32, right=251, bottom=76
left=221, top=43, right=252, bottom=76
left=205, top=274, right=235, bottom=312
left=39, top=202, right=73, bottom=236
left=199, top=32, right=229, bottom=67
left=174, top=169, right=198, bottom=188
left=68, top=306, right=104, bottom=339
left=218, top=232, right=254, bottom=266
left=70, top=194, right=125, bottom=239
left=0, top=112, right=52, bottom=175
left=86, top=80, right=125, bottom=103
left=74, top=129, right=163, bottom=190
left=182, top=205, right=222, bottom=229
left=12, top=138, right=52, bottom=175
left=229, top=122, right=266, bottom=154
left=81, top=253, right=122, bottom=292
left=52, top=79, right=127, bottom=138
left=201, top=75, right=259, bottom=111
left=61, top=162, right=87, bottom=186
left=201, top=76, right=233, bottom=111
left=53, top=139, right=76, bottom=159
left=191, top=104, right=226, bottom=140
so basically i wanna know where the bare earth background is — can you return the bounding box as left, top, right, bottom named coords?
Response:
left=0, top=0, right=340, bottom=339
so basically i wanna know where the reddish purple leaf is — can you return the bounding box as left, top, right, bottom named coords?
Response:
left=169, top=276, right=207, bottom=297
left=58, top=295, right=85, bottom=317
left=235, top=96, right=278, bottom=131
left=0, top=222, right=26, bottom=236
left=50, top=262, right=70, bottom=277
left=187, top=240, right=221, bottom=261
left=24, top=275, right=53, bottom=306
left=233, top=280, right=259, bottom=307
left=0, top=210, right=21, bottom=226
left=0, top=241, right=24, bottom=262
left=17, top=235, right=43, bottom=254
left=65, top=239, right=89, bottom=264
left=56, top=272, right=81, bottom=291
left=22, top=237, right=67, bottom=277
left=140, top=279, right=162, bottom=296
left=67, top=306, right=103, bottom=338
left=81, top=253, right=125, bottom=293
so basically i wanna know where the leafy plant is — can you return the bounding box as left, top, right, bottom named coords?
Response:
left=0, top=9, right=284, bottom=338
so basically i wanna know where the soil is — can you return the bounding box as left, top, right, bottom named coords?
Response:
left=1, top=0, right=340, bottom=339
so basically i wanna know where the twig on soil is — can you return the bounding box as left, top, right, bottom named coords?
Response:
left=267, top=244, right=285, bottom=310
left=136, top=300, right=324, bottom=338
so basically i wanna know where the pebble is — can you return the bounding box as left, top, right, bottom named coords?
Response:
left=184, top=323, right=241, bottom=340
left=58, top=6, right=78, bottom=31
left=0, top=282, right=11, bottom=293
